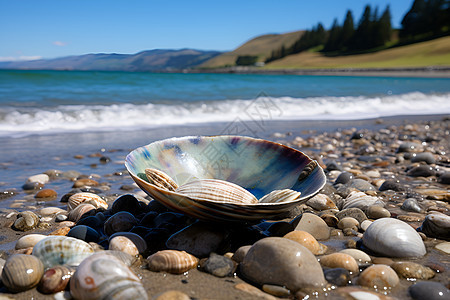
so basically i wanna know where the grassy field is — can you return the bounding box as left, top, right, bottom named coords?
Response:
left=201, top=33, right=450, bottom=69
left=201, top=30, right=303, bottom=68
left=265, top=36, right=450, bottom=69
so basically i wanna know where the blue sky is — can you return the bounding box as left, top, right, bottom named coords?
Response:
left=0, top=0, right=414, bottom=61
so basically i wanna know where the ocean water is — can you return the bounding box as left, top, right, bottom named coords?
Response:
left=1, top=69, right=449, bottom=138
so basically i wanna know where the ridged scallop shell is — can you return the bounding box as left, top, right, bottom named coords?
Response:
left=147, top=250, right=199, bottom=274
left=70, top=252, right=147, bottom=300
left=362, top=218, right=426, bottom=258
left=145, top=168, right=178, bottom=191
left=68, top=192, right=108, bottom=211
left=1, top=254, right=44, bottom=292
left=38, top=265, right=75, bottom=294
left=32, top=236, right=94, bottom=268
left=342, top=191, right=384, bottom=210
left=176, top=179, right=258, bottom=205
left=259, top=189, right=301, bottom=203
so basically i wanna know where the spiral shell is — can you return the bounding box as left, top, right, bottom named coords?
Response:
left=70, top=252, right=147, bottom=300
left=145, top=168, right=179, bottom=191
left=68, top=192, right=108, bottom=211
left=175, top=179, right=258, bottom=205
left=259, top=189, right=301, bottom=203
left=362, top=218, right=426, bottom=258
left=147, top=250, right=199, bottom=274
left=1, top=254, right=44, bottom=292
left=32, top=236, right=94, bottom=268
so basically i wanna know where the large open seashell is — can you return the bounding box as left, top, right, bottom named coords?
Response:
left=125, top=135, right=326, bottom=222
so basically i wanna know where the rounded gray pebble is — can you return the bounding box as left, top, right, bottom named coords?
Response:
left=335, top=172, right=354, bottom=185
left=411, top=152, right=436, bottom=164
left=407, top=165, right=435, bottom=177
left=408, top=281, right=450, bottom=300
left=203, top=253, right=236, bottom=277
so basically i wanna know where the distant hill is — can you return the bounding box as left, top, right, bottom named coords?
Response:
left=0, top=49, right=222, bottom=71
left=200, top=30, right=304, bottom=68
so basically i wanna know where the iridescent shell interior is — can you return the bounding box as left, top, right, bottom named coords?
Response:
left=125, top=135, right=326, bottom=222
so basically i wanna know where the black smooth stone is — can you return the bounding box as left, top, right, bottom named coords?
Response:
left=379, top=179, right=406, bottom=192
left=438, top=172, right=450, bottom=184
left=22, top=182, right=44, bottom=191
left=407, top=165, right=435, bottom=177
left=326, top=161, right=342, bottom=171
left=408, top=281, right=450, bottom=300
left=324, top=268, right=351, bottom=286
left=265, top=221, right=293, bottom=237
left=335, top=172, right=354, bottom=185
left=77, top=216, right=103, bottom=230
left=99, top=156, right=111, bottom=164
left=139, top=211, right=159, bottom=227
left=350, top=131, right=364, bottom=140
left=153, top=212, right=188, bottom=228
left=68, top=225, right=100, bottom=243
left=111, top=194, right=142, bottom=215
left=146, top=200, right=171, bottom=214
left=411, top=152, right=436, bottom=164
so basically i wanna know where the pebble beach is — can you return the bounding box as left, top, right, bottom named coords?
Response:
left=0, top=114, right=449, bottom=299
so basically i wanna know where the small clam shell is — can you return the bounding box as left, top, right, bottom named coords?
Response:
left=175, top=179, right=258, bottom=205
left=38, top=265, right=75, bottom=294
left=147, top=250, right=199, bottom=274
left=70, top=252, right=147, bottom=300
left=68, top=203, right=96, bottom=222
left=32, top=236, right=94, bottom=268
left=15, top=233, right=47, bottom=250
left=259, top=189, right=301, bottom=204
left=145, top=168, right=178, bottom=191
left=109, top=236, right=139, bottom=257
left=342, top=191, right=384, bottom=211
left=68, top=192, right=108, bottom=211
left=1, top=254, right=44, bottom=292
left=362, top=218, right=426, bottom=258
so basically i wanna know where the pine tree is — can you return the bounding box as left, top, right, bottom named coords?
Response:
left=379, top=5, right=392, bottom=44
left=340, top=10, right=355, bottom=51
left=324, top=19, right=342, bottom=51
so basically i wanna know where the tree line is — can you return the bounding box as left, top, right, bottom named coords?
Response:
left=264, top=0, right=449, bottom=64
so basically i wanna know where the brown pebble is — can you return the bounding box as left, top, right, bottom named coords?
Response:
left=73, top=155, right=84, bottom=159
left=154, top=290, right=190, bottom=300
left=262, top=284, right=291, bottom=297
left=49, top=226, right=70, bottom=236
left=397, top=214, right=425, bottom=222
left=391, top=262, right=435, bottom=279
left=234, top=283, right=277, bottom=300
left=72, top=178, right=99, bottom=188
left=345, top=239, right=357, bottom=248
left=34, top=189, right=57, bottom=199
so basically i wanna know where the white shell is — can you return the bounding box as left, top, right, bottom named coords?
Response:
left=362, top=218, right=426, bottom=258
left=68, top=192, right=108, bottom=211
left=109, top=236, right=139, bottom=257
left=175, top=179, right=258, bottom=205
left=342, top=191, right=384, bottom=210
left=258, top=189, right=301, bottom=203
left=32, top=236, right=94, bottom=268
left=145, top=168, right=178, bottom=191
left=70, top=252, right=147, bottom=300
left=15, top=234, right=47, bottom=250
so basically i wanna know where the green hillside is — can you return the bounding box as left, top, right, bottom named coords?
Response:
left=201, top=30, right=303, bottom=68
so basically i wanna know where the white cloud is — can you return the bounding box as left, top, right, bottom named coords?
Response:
left=0, top=56, right=42, bottom=62
left=52, top=41, right=67, bottom=47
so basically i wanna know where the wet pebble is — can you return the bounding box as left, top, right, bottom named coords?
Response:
left=335, top=208, right=367, bottom=224
left=283, top=230, right=327, bottom=255
left=324, top=268, right=351, bottom=286
left=22, top=182, right=44, bottom=191
left=34, top=188, right=57, bottom=199
left=231, top=245, right=251, bottom=263
left=438, top=172, right=450, bottom=184
left=319, top=253, right=359, bottom=274
left=1, top=254, right=44, bottom=292
left=262, top=284, right=291, bottom=297
left=111, top=194, right=142, bottom=215
left=391, top=261, right=435, bottom=279
left=335, top=172, right=354, bottom=185
left=407, top=165, right=436, bottom=177
left=109, top=232, right=147, bottom=254
left=292, top=213, right=330, bottom=240
left=240, top=237, right=326, bottom=292
left=401, top=198, right=422, bottom=213
left=346, top=179, right=376, bottom=192
left=397, top=142, right=421, bottom=153
left=104, top=211, right=138, bottom=236
left=379, top=179, right=406, bottom=192
left=72, top=178, right=99, bottom=188
left=419, top=213, right=450, bottom=240
left=339, top=249, right=371, bottom=265
left=202, top=253, right=236, bottom=277
left=337, top=217, right=359, bottom=230
left=411, top=152, right=436, bottom=164
left=27, top=174, right=49, bottom=184
left=408, top=281, right=450, bottom=300
left=365, top=205, right=390, bottom=219
left=68, top=203, right=96, bottom=222
left=357, top=264, right=399, bottom=290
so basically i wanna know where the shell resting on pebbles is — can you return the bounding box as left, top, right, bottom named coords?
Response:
left=176, top=179, right=258, bottom=205
left=70, top=252, right=148, bottom=300
left=32, top=236, right=94, bottom=269
left=145, top=168, right=179, bottom=191
left=68, top=192, right=108, bottom=211
left=147, top=250, right=199, bottom=274
left=1, top=254, right=44, bottom=292
left=362, top=218, right=426, bottom=258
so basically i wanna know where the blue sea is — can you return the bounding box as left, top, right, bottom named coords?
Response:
left=1, top=69, right=449, bottom=138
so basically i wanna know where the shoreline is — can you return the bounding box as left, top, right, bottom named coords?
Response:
left=188, top=66, right=450, bottom=78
